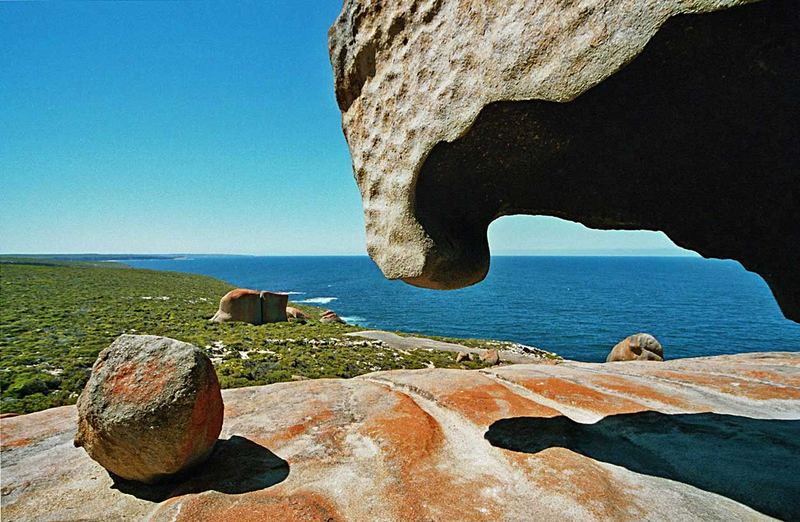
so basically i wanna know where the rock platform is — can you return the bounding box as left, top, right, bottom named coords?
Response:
left=2, top=352, right=799, bottom=521
left=346, top=330, right=556, bottom=363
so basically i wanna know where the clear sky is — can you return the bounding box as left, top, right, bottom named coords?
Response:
left=1, top=2, right=691, bottom=256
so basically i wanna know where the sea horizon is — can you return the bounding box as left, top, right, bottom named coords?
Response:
left=106, top=255, right=800, bottom=363
left=0, top=251, right=701, bottom=258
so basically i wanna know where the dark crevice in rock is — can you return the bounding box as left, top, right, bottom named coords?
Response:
left=413, top=0, right=799, bottom=320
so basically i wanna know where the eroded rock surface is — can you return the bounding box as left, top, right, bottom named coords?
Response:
left=3, top=352, right=799, bottom=521
left=211, top=289, right=288, bottom=325
left=319, top=309, right=346, bottom=324
left=329, top=0, right=800, bottom=321
left=73, top=335, right=223, bottom=484
left=607, top=333, right=664, bottom=362
left=286, top=306, right=309, bottom=323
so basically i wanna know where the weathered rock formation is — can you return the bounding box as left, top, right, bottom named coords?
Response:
left=329, top=0, right=800, bottom=322
left=286, top=306, right=309, bottom=323
left=320, top=309, right=346, bottom=324
left=210, top=289, right=288, bottom=325
left=480, top=349, right=501, bottom=366
left=3, top=353, right=799, bottom=520
left=73, top=335, right=223, bottom=484
left=607, top=333, right=664, bottom=362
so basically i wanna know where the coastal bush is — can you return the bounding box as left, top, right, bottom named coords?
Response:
left=0, top=260, right=492, bottom=414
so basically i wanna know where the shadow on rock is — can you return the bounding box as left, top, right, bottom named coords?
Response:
left=111, top=436, right=289, bottom=502
left=485, top=412, right=800, bottom=521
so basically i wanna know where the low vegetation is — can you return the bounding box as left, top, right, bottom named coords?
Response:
left=393, top=331, right=562, bottom=360
left=1, top=259, right=490, bottom=414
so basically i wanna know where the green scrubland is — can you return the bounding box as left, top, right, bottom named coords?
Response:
left=0, top=259, right=490, bottom=414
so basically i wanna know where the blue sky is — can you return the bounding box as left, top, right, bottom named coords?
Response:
left=1, top=2, right=690, bottom=256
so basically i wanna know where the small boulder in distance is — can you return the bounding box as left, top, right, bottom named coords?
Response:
left=286, top=306, right=309, bottom=323
left=74, top=335, right=224, bottom=484
left=320, top=310, right=346, bottom=324
left=455, top=351, right=472, bottom=363
left=606, top=333, right=664, bottom=362
left=480, top=349, right=500, bottom=366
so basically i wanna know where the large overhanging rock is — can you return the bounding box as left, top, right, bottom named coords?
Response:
left=328, top=0, right=799, bottom=321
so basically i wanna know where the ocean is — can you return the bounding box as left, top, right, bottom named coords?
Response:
left=124, top=256, right=800, bottom=362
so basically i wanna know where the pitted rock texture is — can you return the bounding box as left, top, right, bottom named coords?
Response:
left=73, top=335, right=223, bottom=484
left=3, top=352, right=800, bottom=521
left=329, top=0, right=800, bottom=322
left=607, top=333, right=664, bottom=362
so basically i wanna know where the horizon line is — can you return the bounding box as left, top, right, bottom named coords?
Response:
left=0, top=251, right=701, bottom=258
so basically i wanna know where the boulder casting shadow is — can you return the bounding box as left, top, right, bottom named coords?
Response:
left=110, top=436, right=289, bottom=502
left=485, top=412, right=800, bottom=520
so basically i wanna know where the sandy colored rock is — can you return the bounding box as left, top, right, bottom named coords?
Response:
left=607, top=333, right=664, bottom=362
left=73, top=335, right=223, bottom=484
left=480, top=349, right=500, bottom=366
left=328, top=0, right=799, bottom=322
left=319, top=309, right=345, bottom=324
left=210, top=289, right=288, bottom=324
left=455, top=351, right=472, bottom=363
left=3, top=352, right=799, bottom=521
left=286, top=306, right=309, bottom=323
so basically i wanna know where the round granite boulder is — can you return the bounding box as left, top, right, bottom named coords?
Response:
left=74, top=335, right=224, bottom=484
left=606, top=333, right=664, bottom=362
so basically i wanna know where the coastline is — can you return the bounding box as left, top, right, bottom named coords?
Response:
left=0, top=259, right=548, bottom=415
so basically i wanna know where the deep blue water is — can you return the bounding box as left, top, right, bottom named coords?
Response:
left=124, top=256, right=800, bottom=362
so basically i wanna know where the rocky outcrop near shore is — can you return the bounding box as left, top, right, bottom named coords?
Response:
left=328, top=0, right=800, bottom=322
left=210, top=289, right=288, bottom=325
left=607, top=333, right=664, bottom=362
left=3, top=352, right=799, bottom=521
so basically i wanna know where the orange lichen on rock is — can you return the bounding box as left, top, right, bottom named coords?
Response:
left=186, top=369, right=225, bottom=455
left=738, top=369, right=800, bottom=387
left=440, top=380, right=560, bottom=425
left=651, top=370, right=800, bottom=400
left=0, top=436, right=33, bottom=450
left=511, top=375, right=648, bottom=416
left=104, top=358, right=174, bottom=404
left=3, top=352, right=798, bottom=521
left=527, top=448, right=646, bottom=520
left=266, top=407, right=335, bottom=448
left=359, top=385, right=506, bottom=521
left=361, top=389, right=443, bottom=465
left=360, top=389, right=465, bottom=520
left=585, top=374, right=710, bottom=412
left=366, top=369, right=561, bottom=426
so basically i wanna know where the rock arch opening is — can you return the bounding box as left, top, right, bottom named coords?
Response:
left=411, top=0, right=799, bottom=320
